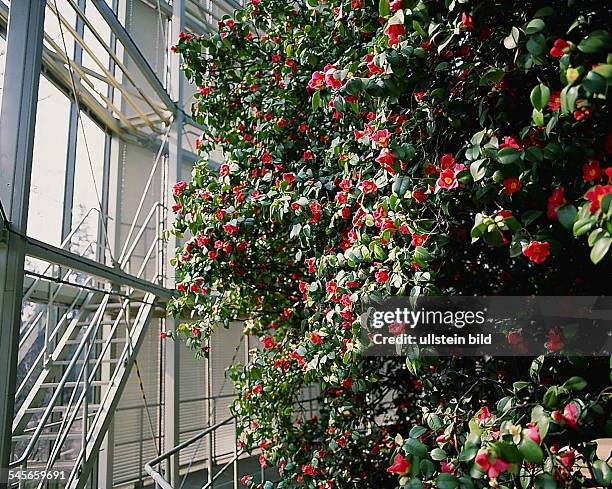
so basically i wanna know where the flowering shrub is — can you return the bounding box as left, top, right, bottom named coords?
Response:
left=169, top=0, right=612, bottom=487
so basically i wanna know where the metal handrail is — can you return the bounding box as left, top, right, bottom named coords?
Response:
left=144, top=415, right=237, bottom=489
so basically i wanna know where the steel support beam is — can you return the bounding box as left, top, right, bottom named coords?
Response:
left=24, top=236, right=174, bottom=299
left=90, top=0, right=175, bottom=111
left=163, top=0, right=185, bottom=485
left=0, top=0, right=46, bottom=476
left=61, top=0, right=87, bottom=241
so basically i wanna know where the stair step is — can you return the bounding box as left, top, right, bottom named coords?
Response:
left=24, top=405, right=99, bottom=414
left=12, top=432, right=84, bottom=441
left=64, top=338, right=125, bottom=345
left=40, top=381, right=109, bottom=388
left=51, top=359, right=119, bottom=365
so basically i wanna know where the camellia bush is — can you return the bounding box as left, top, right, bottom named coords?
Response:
left=168, top=1, right=612, bottom=488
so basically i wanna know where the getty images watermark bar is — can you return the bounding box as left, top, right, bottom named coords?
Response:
left=360, top=296, right=612, bottom=357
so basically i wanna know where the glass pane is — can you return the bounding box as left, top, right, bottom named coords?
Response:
left=70, top=112, right=106, bottom=259
left=28, top=76, right=70, bottom=246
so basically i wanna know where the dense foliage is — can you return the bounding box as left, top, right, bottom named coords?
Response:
left=169, top=1, right=612, bottom=487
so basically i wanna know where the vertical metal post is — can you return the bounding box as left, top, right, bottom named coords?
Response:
left=205, top=345, right=214, bottom=488
left=164, top=0, right=184, bottom=486
left=61, top=0, right=87, bottom=242
left=0, top=0, right=46, bottom=476
left=233, top=417, right=238, bottom=489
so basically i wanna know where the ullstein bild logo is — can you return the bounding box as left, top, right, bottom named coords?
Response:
left=360, top=296, right=612, bottom=357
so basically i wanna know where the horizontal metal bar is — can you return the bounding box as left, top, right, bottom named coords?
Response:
left=24, top=236, right=174, bottom=298
left=145, top=415, right=235, bottom=472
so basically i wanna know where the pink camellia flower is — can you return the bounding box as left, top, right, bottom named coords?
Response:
left=476, top=406, right=493, bottom=424
left=390, top=0, right=403, bottom=11
left=388, top=321, right=406, bottom=336
left=240, top=474, right=252, bottom=486
left=550, top=38, right=570, bottom=57
left=308, top=71, right=325, bottom=90
left=524, top=423, right=541, bottom=444
left=386, top=453, right=410, bottom=475
left=373, top=129, right=391, bottom=147
left=522, top=241, right=550, bottom=264
left=375, top=269, right=390, bottom=283
left=437, top=169, right=458, bottom=190
left=563, top=402, right=579, bottom=428
left=499, top=136, right=522, bottom=149
left=582, top=159, right=601, bottom=182
left=440, top=461, right=454, bottom=474
left=324, top=65, right=344, bottom=89
left=361, top=180, right=378, bottom=194
left=384, top=23, right=405, bottom=47
left=439, top=153, right=456, bottom=169
left=475, top=450, right=509, bottom=478
left=461, top=13, right=475, bottom=31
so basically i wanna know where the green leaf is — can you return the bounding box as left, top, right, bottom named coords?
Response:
left=379, top=0, right=391, bottom=17
left=590, top=236, right=611, bottom=264
left=557, top=205, right=577, bottom=229
left=430, top=448, right=447, bottom=461
left=582, top=71, right=608, bottom=94
left=530, top=84, right=551, bottom=110
left=503, top=27, right=520, bottom=49
left=522, top=210, right=543, bottom=226
left=405, top=479, right=424, bottom=489
left=543, top=386, right=558, bottom=408
left=435, top=473, right=458, bottom=489
left=405, top=438, right=428, bottom=457
left=311, top=90, right=321, bottom=112
left=592, top=459, right=612, bottom=486
left=560, top=85, right=578, bottom=114
left=563, top=376, right=587, bottom=391
left=592, top=63, right=612, bottom=78
left=458, top=447, right=478, bottom=462
left=492, top=442, right=522, bottom=463
left=420, top=459, right=435, bottom=478
left=534, top=474, right=558, bottom=489
left=409, top=426, right=428, bottom=438
left=573, top=217, right=594, bottom=237
left=524, top=18, right=545, bottom=34
left=470, top=159, right=486, bottom=181
left=578, top=30, right=612, bottom=54
left=497, top=147, right=520, bottom=164
left=519, top=438, right=544, bottom=463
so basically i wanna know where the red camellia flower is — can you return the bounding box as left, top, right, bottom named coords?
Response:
left=360, top=180, right=378, bottom=194
left=324, top=65, right=344, bottom=89
left=240, top=475, right=252, bottom=486
left=548, top=91, right=561, bottom=111
left=386, top=454, right=410, bottom=475
left=384, top=23, right=405, bottom=47
left=439, top=153, right=456, bottom=169
left=412, top=189, right=427, bottom=203
left=552, top=402, right=579, bottom=428
left=547, top=187, right=566, bottom=219
left=437, top=169, right=458, bottom=190
left=522, top=241, right=550, bottom=264
left=550, top=38, right=570, bottom=57
left=310, top=332, right=323, bottom=344
left=374, top=269, right=390, bottom=283
left=282, top=173, right=296, bottom=185
left=301, top=464, right=318, bottom=476
left=303, top=150, right=314, bottom=160
left=503, top=176, right=521, bottom=195
left=411, top=234, right=428, bottom=247
left=475, top=450, right=510, bottom=478
left=375, top=149, right=395, bottom=173
left=308, top=71, right=325, bottom=89
left=585, top=184, right=612, bottom=212
left=173, top=180, right=187, bottom=196
left=460, top=13, right=475, bottom=31
left=582, top=159, right=601, bottom=182
left=271, top=54, right=281, bottom=63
